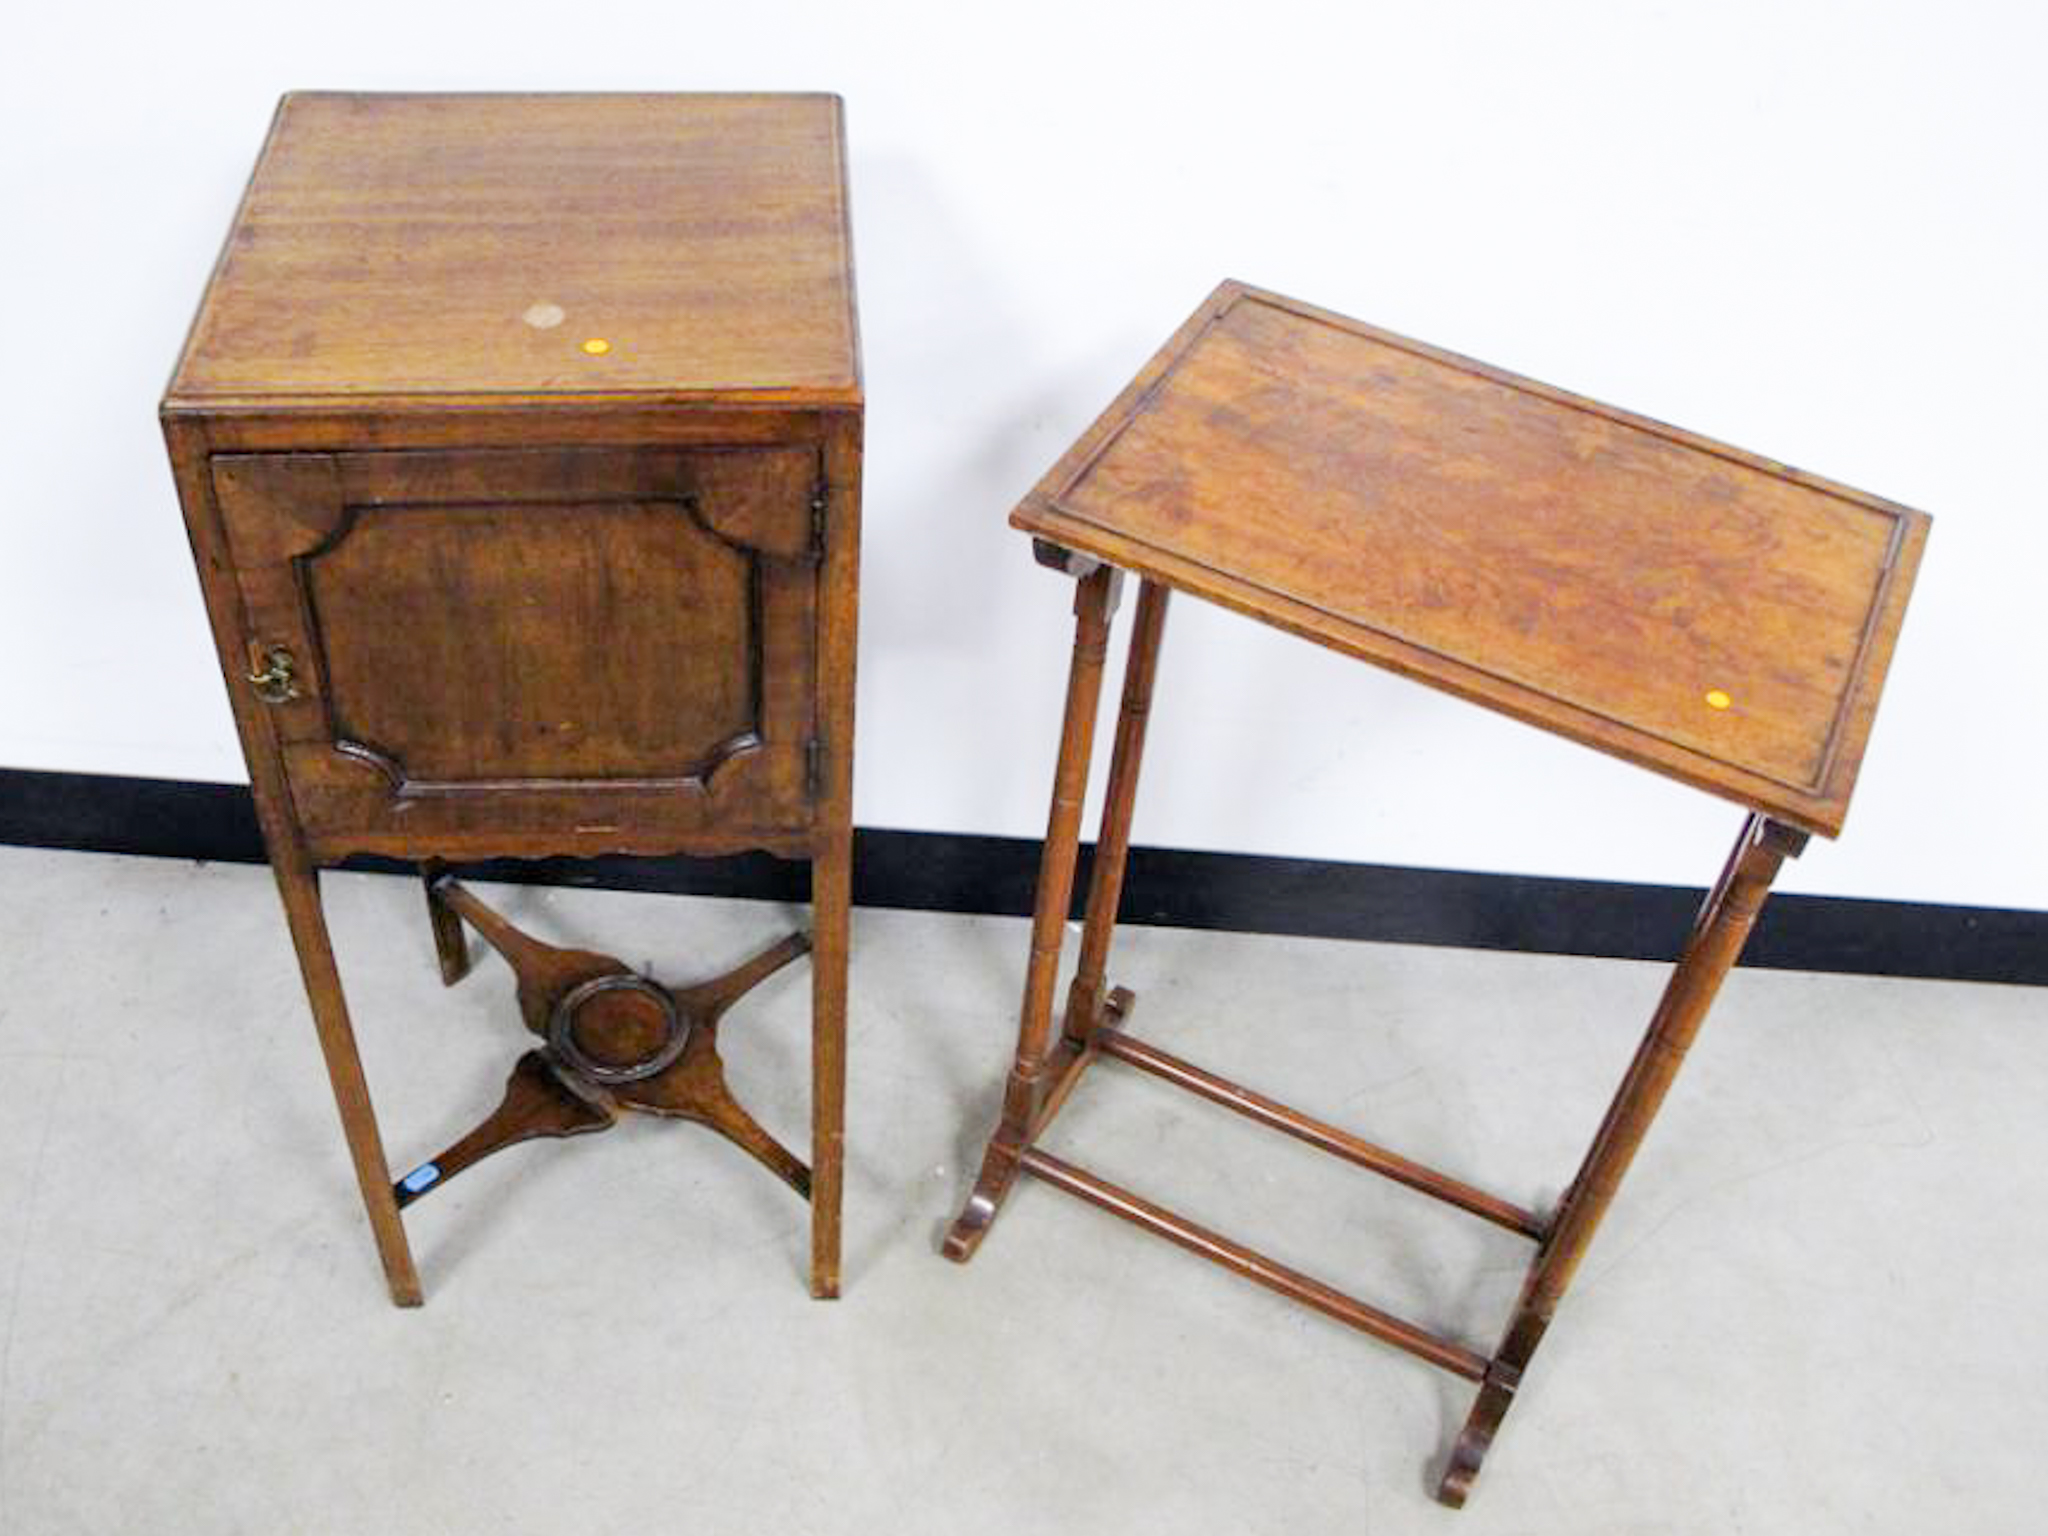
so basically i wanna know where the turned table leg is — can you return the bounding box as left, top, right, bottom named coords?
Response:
left=1063, top=579, right=1171, bottom=1045
left=1437, top=813, right=1807, bottom=1506
left=944, top=559, right=1123, bottom=1261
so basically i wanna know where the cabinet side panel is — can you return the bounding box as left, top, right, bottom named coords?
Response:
left=160, top=416, right=301, bottom=848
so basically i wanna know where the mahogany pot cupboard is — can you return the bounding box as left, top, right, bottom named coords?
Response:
left=161, top=93, right=861, bottom=1304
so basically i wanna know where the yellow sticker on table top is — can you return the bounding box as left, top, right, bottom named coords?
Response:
left=581, top=337, right=612, bottom=356
left=1703, top=689, right=1733, bottom=711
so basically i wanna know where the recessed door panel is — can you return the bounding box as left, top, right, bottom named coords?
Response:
left=306, top=499, right=756, bottom=785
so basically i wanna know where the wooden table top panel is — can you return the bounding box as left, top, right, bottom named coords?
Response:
left=1016, top=284, right=1929, bottom=836
left=167, top=93, right=859, bottom=408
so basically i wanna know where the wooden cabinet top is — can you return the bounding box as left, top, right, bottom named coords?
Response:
left=165, top=93, right=860, bottom=411
left=1015, top=282, right=1929, bottom=838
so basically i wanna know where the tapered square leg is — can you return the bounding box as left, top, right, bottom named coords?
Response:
left=810, top=830, right=851, bottom=1298
left=421, top=859, right=470, bottom=986
left=271, top=851, right=422, bottom=1307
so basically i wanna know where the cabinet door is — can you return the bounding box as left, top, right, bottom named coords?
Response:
left=210, top=446, right=822, bottom=858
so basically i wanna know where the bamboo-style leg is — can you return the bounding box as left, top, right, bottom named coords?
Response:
left=944, top=560, right=1124, bottom=1261
left=1436, top=813, right=1806, bottom=1507
left=809, top=830, right=851, bottom=1298
left=421, top=860, right=470, bottom=986
left=272, top=850, right=423, bottom=1307
left=1063, top=579, right=1171, bottom=1045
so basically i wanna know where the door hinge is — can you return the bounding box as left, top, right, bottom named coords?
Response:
left=805, top=736, right=825, bottom=801
left=810, top=481, right=829, bottom=560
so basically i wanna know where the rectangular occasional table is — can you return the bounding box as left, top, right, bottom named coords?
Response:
left=944, top=281, right=1928, bottom=1505
left=162, top=93, right=861, bottom=1304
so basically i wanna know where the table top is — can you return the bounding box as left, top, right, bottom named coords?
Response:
left=1013, top=282, right=1929, bottom=838
left=165, top=93, right=860, bottom=411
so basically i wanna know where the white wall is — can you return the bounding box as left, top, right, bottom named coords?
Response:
left=3, top=1, right=2040, bottom=909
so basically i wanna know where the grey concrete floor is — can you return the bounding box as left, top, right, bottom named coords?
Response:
left=0, top=845, right=2041, bottom=1534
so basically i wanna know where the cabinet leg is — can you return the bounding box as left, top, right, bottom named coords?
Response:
left=945, top=563, right=1122, bottom=1261
left=272, top=852, right=422, bottom=1307
left=421, top=859, right=470, bottom=986
left=810, top=829, right=851, bottom=1299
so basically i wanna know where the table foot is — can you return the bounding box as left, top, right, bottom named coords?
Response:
left=1435, top=1363, right=1520, bottom=1508
left=945, top=983, right=1137, bottom=1263
left=943, top=1136, right=1025, bottom=1262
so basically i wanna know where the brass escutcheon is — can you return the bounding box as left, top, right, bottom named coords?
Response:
left=246, top=645, right=299, bottom=704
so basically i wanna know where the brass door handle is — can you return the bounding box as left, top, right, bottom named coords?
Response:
left=246, top=645, right=299, bottom=704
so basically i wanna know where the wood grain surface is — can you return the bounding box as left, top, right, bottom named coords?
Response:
left=1017, top=282, right=1929, bottom=837
left=167, top=93, right=859, bottom=406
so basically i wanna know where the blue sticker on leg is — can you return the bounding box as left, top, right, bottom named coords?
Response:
left=400, top=1163, right=441, bottom=1195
